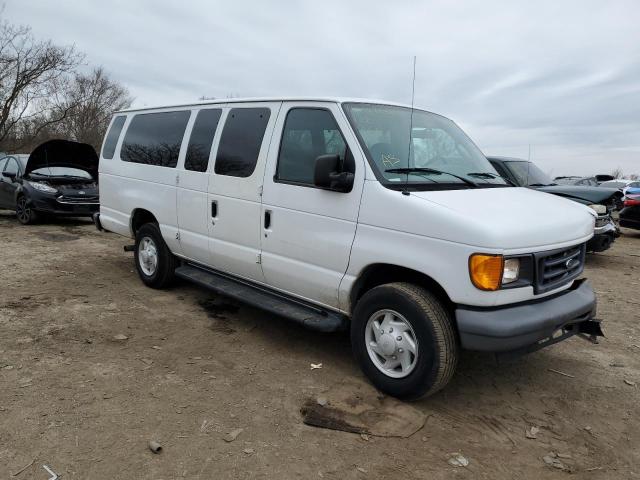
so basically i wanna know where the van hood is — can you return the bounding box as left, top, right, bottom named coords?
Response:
left=534, top=185, right=620, bottom=205
left=25, top=139, right=99, bottom=179
left=409, top=187, right=595, bottom=250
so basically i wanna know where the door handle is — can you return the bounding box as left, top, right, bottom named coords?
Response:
left=264, top=210, right=271, bottom=229
left=211, top=201, right=218, bottom=218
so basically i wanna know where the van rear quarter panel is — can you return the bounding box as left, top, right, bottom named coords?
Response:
left=98, top=113, right=183, bottom=253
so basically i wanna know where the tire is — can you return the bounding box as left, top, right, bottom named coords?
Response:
left=134, top=223, right=178, bottom=289
left=15, top=195, right=38, bottom=225
left=351, top=282, right=458, bottom=400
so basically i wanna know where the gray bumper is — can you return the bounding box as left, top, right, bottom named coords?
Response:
left=456, top=279, right=597, bottom=353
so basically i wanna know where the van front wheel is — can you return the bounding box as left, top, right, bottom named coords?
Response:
left=134, top=223, right=177, bottom=289
left=351, top=283, right=458, bottom=400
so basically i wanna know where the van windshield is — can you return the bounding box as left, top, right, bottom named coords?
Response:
left=342, top=103, right=507, bottom=189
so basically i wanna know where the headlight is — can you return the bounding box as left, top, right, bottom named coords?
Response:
left=27, top=181, right=57, bottom=194
left=469, top=254, right=521, bottom=290
left=502, top=258, right=520, bottom=284
left=588, top=204, right=607, bottom=215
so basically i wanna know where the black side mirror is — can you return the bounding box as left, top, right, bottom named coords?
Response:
left=2, top=171, right=16, bottom=181
left=313, top=154, right=354, bottom=193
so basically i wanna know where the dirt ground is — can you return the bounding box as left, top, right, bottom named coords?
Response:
left=1, top=211, right=639, bottom=480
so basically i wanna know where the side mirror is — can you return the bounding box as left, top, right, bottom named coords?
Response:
left=313, top=154, right=354, bottom=193
left=2, top=171, right=16, bottom=181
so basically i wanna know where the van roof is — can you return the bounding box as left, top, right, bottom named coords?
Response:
left=116, top=97, right=423, bottom=114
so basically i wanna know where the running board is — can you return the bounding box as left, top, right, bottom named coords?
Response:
left=175, top=264, right=347, bottom=332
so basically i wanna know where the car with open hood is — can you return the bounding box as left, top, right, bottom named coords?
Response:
left=488, top=157, right=622, bottom=252
left=0, top=139, right=99, bottom=224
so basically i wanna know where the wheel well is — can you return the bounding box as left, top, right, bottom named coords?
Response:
left=350, top=264, right=453, bottom=314
left=130, top=209, right=158, bottom=235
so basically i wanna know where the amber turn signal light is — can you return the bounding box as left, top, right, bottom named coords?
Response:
left=469, top=254, right=504, bottom=291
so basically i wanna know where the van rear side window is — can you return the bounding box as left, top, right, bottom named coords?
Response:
left=102, top=115, right=126, bottom=159
left=185, top=109, right=222, bottom=172
left=215, top=108, right=270, bottom=177
left=121, top=111, right=190, bottom=167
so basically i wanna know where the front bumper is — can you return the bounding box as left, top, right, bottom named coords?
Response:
left=587, top=217, right=618, bottom=252
left=29, top=191, right=99, bottom=216
left=456, top=279, right=599, bottom=353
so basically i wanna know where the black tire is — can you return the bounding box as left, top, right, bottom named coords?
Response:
left=134, top=223, right=178, bottom=289
left=15, top=195, right=38, bottom=225
left=351, top=282, right=458, bottom=400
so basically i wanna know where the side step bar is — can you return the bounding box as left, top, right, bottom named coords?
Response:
left=175, top=264, right=348, bottom=333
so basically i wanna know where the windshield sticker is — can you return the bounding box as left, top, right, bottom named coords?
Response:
left=382, top=154, right=401, bottom=168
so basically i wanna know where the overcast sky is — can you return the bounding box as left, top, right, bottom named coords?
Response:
left=7, top=0, right=640, bottom=176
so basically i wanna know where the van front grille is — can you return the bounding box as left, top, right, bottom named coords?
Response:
left=534, top=244, right=586, bottom=294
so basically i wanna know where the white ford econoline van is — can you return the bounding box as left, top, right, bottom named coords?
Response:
left=96, top=98, right=603, bottom=399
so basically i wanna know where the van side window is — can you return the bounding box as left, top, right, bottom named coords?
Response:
left=185, top=109, right=222, bottom=172
left=276, top=108, right=347, bottom=185
left=102, top=115, right=126, bottom=159
left=121, top=111, right=190, bottom=167
left=215, top=108, right=270, bottom=177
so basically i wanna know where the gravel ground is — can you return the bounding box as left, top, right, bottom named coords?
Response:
left=1, top=211, right=639, bottom=479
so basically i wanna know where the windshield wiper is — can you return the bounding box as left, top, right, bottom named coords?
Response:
left=467, top=172, right=516, bottom=187
left=385, top=167, right=478, bottom=187
left=529, top=183, right=556, bottom=187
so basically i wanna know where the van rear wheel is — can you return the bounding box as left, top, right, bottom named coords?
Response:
left=351, top=282, right=458, bottom=400
left=134, top=223, right=177, bottom=289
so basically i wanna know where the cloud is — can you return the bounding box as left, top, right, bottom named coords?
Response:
left=6, top=0, right=640, bottom=175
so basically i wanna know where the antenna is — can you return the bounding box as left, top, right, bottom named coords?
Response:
left=406, top=56, right=417, bottom=169
left=526, top=144, right=531, bottom=186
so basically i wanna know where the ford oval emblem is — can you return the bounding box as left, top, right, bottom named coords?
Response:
left=566, top=258, right=579, bottom=270
left=79, top=190, right=85, bottom=195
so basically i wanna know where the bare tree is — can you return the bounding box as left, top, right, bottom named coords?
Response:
left=610, top=167, right=624, bottom=179
left=0, top=19, right=83, bottom=149
left=52, top=67, right=132, bottom=151
left=629, top=173, right=639, bottom=181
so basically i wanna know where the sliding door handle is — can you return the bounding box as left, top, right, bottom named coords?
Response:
left=211, top=201, right=218, bottom=218
left=264, top=210, right=271, bottom=229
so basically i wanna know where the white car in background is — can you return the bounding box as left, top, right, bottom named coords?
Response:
left=599, top=179, right=640, bottom=195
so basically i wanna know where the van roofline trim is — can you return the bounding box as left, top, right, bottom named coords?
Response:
left=115, top=97, right=434, bottom=114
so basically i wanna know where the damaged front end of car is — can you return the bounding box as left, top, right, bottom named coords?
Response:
left=584, top=203, right=619, bottom=253
left=537, top=188, right=621, bottom=253
left=21, top=139, right=100, bottom=217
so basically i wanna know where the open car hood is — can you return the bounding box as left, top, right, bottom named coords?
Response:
left=25, top=139, right=98, bottom=179
left=534, top=185, right=620, bottom=205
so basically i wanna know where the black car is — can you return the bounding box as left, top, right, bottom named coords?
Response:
left=488, top=157, right=622, bottom=252
left=620, top=188, right=640, bottom=230
left=0, top=140, right=99, bottom=224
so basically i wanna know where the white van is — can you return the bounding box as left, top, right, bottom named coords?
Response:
left=95, top=97, right=602, bottom=399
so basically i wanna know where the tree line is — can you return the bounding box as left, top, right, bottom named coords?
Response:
left=0, top=16, right=131, bottom=155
